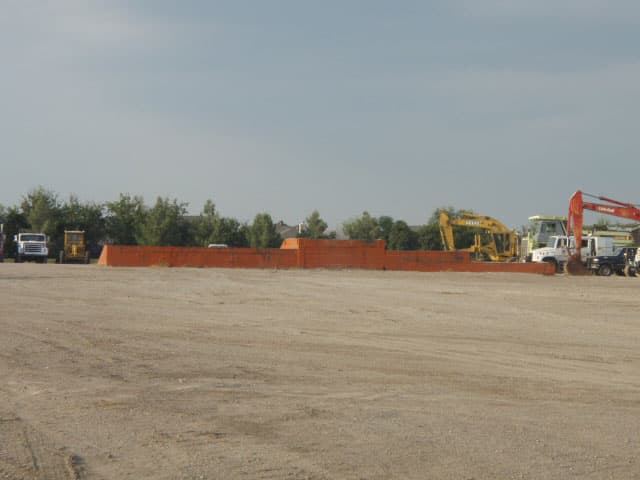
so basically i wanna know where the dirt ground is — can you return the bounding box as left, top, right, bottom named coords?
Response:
left=0, top=264, right=639, bottom=479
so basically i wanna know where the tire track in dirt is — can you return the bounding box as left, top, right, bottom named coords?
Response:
left=0, top=410, right=85, bottom=479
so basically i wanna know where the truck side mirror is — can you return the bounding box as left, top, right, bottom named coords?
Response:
left=13, top=235, right=17, bottom=241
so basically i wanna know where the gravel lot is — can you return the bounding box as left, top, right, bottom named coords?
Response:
left=1, top=264, right=639, bottom=479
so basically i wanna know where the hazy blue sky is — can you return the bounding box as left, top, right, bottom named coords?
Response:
left=2, top=1, right=639, bottom=229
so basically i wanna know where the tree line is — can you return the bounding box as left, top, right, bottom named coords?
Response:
left=0, top=187, right=472, bottom=258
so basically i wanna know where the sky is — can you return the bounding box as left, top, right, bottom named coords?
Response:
left=2, top=0, right=640, bottom=229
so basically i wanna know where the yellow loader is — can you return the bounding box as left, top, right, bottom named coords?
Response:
left=59, top=230, right=90, bottom=264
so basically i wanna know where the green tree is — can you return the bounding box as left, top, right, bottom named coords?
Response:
left=194, top=200, right=249, bottom=247
left=238, top=224, right=251, bottom=247
left=377, top=215, right=394, bottom=245
left=194, top=200, right=219, bottom=246
left=1, top=206, right=29, bottom=258
left=217, top=217, right=249, bottom=247
left=299, top=210, right=328, bottom=239
left=249, top=213, right=281, bottom=248
left=427, top=206, right=469, bottom=225
left=415, top=224, right=442, bottom=250
left=343, top=212, right=380, bottom=241
left=20, top=186, right=62, bottom=235
left=387, top=220, right=418, bottom=250
left=105, top=194, right=147, bottom=245
left=137, top=197, right=190, bottom=246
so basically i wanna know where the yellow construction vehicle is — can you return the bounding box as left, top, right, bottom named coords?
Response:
left=439, top=212, right=518, bottom=261
left=59, top=230, right=90, bottom=264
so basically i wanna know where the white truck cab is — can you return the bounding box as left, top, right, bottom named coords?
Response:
left=14, top=232, right=49, bottom=263
left=531, top=235, right=615, bottom=271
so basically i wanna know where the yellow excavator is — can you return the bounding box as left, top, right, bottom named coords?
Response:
left=439, top=212, right=518, bottom=261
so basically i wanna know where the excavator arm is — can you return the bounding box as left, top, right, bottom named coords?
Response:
left=439, top=212, right=456, bottom=252
left=439, top=212, right=518, bottom=261
left=566, top=190, right=640, bottom=273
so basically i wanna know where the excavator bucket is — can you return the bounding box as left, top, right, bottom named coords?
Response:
left=564, top=255, right=587, bottom=275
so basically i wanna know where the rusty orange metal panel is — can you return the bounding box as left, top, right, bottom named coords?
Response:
left=96, top=246, right=297, bottom=269
left=98, top=244, right=554, bottom=275
left=385, top=251, right=471, bottom=271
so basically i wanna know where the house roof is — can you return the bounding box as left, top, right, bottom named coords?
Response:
left=275, top=221, right=300, bottom=239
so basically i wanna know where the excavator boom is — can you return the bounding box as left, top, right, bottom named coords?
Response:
left=566, top=190, right=640, bottom=273
left=439, top=212, right=518, bottom=261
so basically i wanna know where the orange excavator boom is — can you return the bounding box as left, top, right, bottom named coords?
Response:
left=566, top=190, right=640, bottom=273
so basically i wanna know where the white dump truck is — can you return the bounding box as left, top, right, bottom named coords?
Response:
left=530, top=235, right=615, bottom=272
left=14, top=232, right=49, bottom=263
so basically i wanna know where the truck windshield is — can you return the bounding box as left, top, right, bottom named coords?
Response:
left=546, top=237, right=570, bottom=248
left=22, top=234, right=45, bottom=242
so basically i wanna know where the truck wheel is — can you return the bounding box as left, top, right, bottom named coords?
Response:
left=624, top=265, right=637, bottom=277
left=598, top=264, right=613, bottom=276
left=15, top=255, right=21, bottom=263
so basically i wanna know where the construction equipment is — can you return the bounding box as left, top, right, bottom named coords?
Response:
left=531, top=234, right=614, bottom=272
left=566, top=191, right=640, bottom=274
left=439, top=212, right=518, bottom=261
left=14, top=232, right=48, bottom=263
left=59, top=230, right=90, bottom=264
left=521, top=215, right=566, bottom=261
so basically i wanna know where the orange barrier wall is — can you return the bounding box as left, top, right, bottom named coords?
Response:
left=384, top=250, right=470, bottom=271
left=285, top=238, right=387, bottom=270
left=97, top=246, right=297, bottom=269
left=452, top=262, right=556, bottom=274
left=98, top=240, right=555, bottom=275
left=383, top=250, right=554, bottom=274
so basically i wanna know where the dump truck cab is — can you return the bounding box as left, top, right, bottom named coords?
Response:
left=59, top=230, right=90, bottom=264
left=14, top=232, right=49, bottom=263
left=521, top=216, right=566, bottom=261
